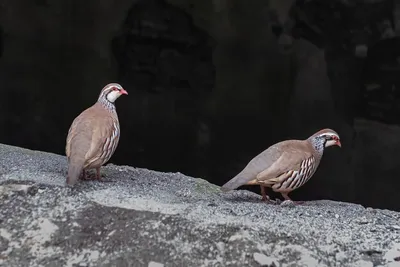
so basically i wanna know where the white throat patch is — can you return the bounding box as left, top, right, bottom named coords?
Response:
left=106, top=90, right=121, bottom=103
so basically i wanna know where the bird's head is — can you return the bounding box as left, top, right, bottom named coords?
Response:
left=99, top=83, right=128, bottom=103
left=310, top=128, right=341, bottom=148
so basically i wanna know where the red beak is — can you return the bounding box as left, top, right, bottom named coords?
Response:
left=336, top=140, right=342, bottom=148
left=120, top=89, right=128, bottom=95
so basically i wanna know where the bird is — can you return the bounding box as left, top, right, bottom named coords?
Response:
left=65, top=83, right=128, bottom=186
left=220, top=128, right=341, bottom=203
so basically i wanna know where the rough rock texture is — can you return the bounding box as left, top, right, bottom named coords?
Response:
left=1, top=143, right=400, bottom=267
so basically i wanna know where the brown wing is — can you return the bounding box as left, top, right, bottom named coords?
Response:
left=83, top=106, right=119, bottom=168
left=221, top=141, right=288, bottom=191
left=66, top=104, right=119, bottom=169
left=255, top=141, right=313, bottom=185
left=66, top=108, right=94, bottom=161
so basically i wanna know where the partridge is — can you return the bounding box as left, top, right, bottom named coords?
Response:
left=65, top=83, right=128, bottom=186
left=221, top=128, right=341, bottom=202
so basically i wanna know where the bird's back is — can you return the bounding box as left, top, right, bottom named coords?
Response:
left=221, top=140, right=290, bottom=191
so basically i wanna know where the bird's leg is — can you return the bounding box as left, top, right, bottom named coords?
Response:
left=282, top=193, right=292, bottom=201
left=95, top=167, right=112, bottom=183
left=96, top=168, right=101, bottom=180
left=82, top=169, right=97, bottom=180
left=281, top=193, right=304, bottom=205
left=260, top=186, right=271, bottom=202
left=79, top=170, right=87, bottom=180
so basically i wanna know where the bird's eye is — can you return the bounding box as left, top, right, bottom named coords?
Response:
left=330, top=135, right=339, bottom=141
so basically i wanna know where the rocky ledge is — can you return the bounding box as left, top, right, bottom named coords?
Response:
left=0, top=144, right=400, bottom=267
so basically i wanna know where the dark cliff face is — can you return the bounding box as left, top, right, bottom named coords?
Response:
left=111, top=0, right=215, bottom=173
left=0, top=0, right=399, bottom=210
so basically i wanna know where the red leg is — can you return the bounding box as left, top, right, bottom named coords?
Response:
left=95, top=167, right=113, bottom=183
left=281, top=193, right=304, bottom=205
left=96, top=168, right=101, bottom=180
left=260, top=186, right=271, bottom=202
left=79, top=170, right=87, bottom=180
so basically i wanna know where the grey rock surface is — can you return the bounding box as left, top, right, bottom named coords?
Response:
left=0, top=143, right=400, bottom=267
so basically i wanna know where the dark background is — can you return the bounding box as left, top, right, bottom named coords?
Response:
left=0, top=0, right=399, bottom=210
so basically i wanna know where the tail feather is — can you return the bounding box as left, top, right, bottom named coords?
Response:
left=66, top=133, right=89, bottom=186
left=221, top=170, right=256, bottom=192
left=66, top=161, right=84, bottom=186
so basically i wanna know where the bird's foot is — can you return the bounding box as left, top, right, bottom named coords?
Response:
left=261, top=195, right=274, bottom=204
left=78, top=170, right=85, bottom=180
left=260, top=186, right=274, bottom=203
left=82, top=173, right=113, bottom=183
left=261, top=195, right=269, bottom=202
left=81, top=170, right=100, bottom=181
left=279, top=193, right=304, bottom=205
left=82, top=175, right=97, bottom=180
left=280, top=200, right=305, bottom=206
left=94, top=169, right=114, bottom=183
left=79, top=170, right=93, bottom=180
left=280, top=200, right=296, bottom=206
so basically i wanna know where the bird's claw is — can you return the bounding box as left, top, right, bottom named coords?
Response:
left=261, top=196, right=270, bottom=202
left=280, top=200, right=305, bottom=206
left=280, top=200, right=296, bottom=206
